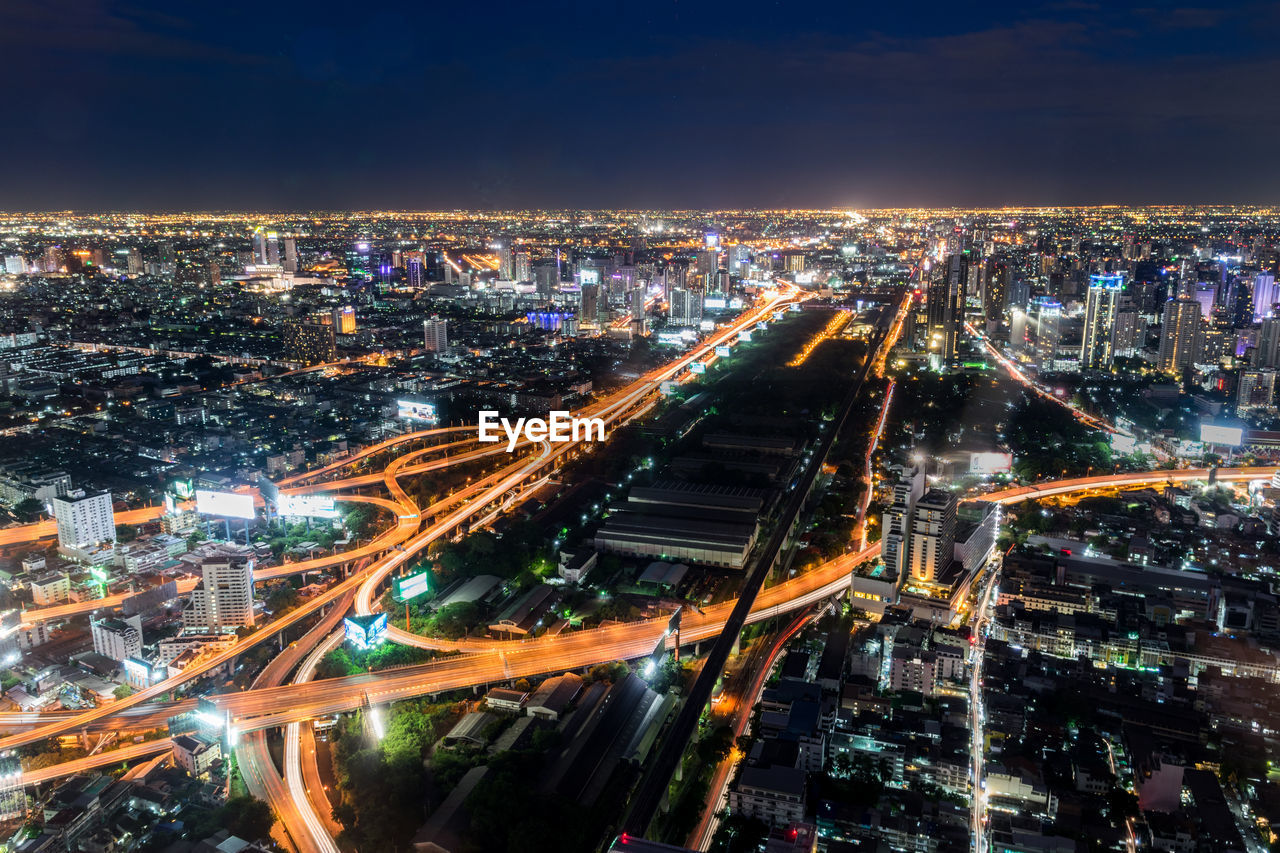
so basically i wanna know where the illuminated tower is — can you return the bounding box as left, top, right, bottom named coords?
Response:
left=926, top=253, right=966, bottom=364
left=908, top=489, right=956, bottom=584
left=1158, top=299, right=1203, bottom=374
left=1080, top=273, right=1124, bottom=370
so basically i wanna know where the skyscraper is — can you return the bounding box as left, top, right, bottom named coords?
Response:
left=184, top=548, right=255, bottom=633
left=1032, top=297, right=1062, bottom=369
left=498, top=241, right=514, bottom=280
left=1158, top=299, right=1204, bottom=374
left=423, top=317, right=449, bottom=353
left=908, top=489, right=956, bottom=585
left=283, top=237, right=298, bottom=272
left=1254, top=273, right=1278, bottom=320
left=926, top=254, right=966, bottom=364
left=1257, top=318, right=1280, bottom=369
left=668, top=288, right=703, bottom=327
left=1080, top=273, right=1124, bottom=370
left=332, top=306, right=356, bottom=335
left=52, top=489, right=115, bottom=558
left=405, top=257, right=424, bottom=289
left=1238, top=369, right=1276, bottom=410
left=881, top=466, right=925, bottom=580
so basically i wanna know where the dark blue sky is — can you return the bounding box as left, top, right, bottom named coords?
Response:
left=3, top=0, right=1277, bottom=210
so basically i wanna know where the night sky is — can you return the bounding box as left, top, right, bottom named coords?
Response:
left=3, top=0, right=1278, bottom=210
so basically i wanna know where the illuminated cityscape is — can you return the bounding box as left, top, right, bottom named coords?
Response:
left=3, top=2, right=1280, bottom=853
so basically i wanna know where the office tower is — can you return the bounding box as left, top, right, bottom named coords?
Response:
left=3, top=255, right=26, bottom=274
left=1193, top=283, right=1217, bottom=321
left=668, top=288, right=703, bottom=326
left=1030, top=297, right=1062, bottom=368
left=784, top=253, right=806, bottom=273
left=42, top=246, right=64, bottom=273
left=982, top=258, right=1009, bottom=323
left=52, top=489, right=115, bottom=554
left=581, top=284, right=600, bottom=327
left=91, top=615, right=142, bottom=662
left=405, top=257, right=424, bottom=288
left=908, top=489, right=957, bottom=584
left=423, top=317, right=449, bottom=353
left=665, top=261, right=689, bottom=290
left=1158, top=299, right=1204, bottom=374
left=346, top=242, right=371, bottom=280
left=184, top=549, right=255, bottom=633
left=881, top=466, right=925, bottom=579
left=533, top=262, right=558, bottom=297
left=1009, top=307, right=1029, bottom=353
left=1113, top=310, right=1145, bottom=357
left=1258, top=318, right=1280, bottom=369
left=1080, top=273, right=1124, bottom=370
left=332, top=306, right=356, bottom=335
left=629, top=286, right=647, bottom=320
left=514, top=251, right=532, bottom=282
left=498, top=241, right=514, bottom=280
left=696, top=248, right=719, bottom=286
left=124, top=247, right=142, bottom=275
left=1238, top=369, right=1276, bottom=410
left=283, top=237, right=298, bottom=272
left=926, top=253, right=966, bottom=364
left=1255, top=273, right=1278, bottom=320
left=265, top=231, right=280, bottom=266
left=727, top=244, right=750, bottom=277
left=283, top=321, right=336, bottom=365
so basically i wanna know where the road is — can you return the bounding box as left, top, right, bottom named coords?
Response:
left=17, top=467, right=1278, bottom=785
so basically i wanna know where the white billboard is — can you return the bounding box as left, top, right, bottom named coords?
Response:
left=397, top=400, right=439, bottom=423
left=1200, top=424, right=1244, bottom=447
left=969, top=452, right=1013, bottom=475
left=277, top=494, right=339, bottom=519
left=195, top=490, right=255, bottom=519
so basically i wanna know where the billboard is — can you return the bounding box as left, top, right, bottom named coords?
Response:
left=715, top=345, right=732, bottom=358
left=1110, top=433, right=1139, bottom=454
left=195, top=490, right=255, bottom=520
left=969, top=452, right=1013, bottom=475
left=397, top=400, right=439, bottom=423
left=392, top=571, right=431, bottom=603
left=277, top=494, right=339, bottom=519
left=343, top=613, right=388, bottom=650
left=1200, top=424, right=1244, bottom=447
left=170, top=477, right=195, bottom=499
left=738, top=331, right=753, bottom=342
left=704, top=297, right=727, bottom=310
left=690, top=362, right=706, bottom=374
left=659, top=381, right=678, bottom=396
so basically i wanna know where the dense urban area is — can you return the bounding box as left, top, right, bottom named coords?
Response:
left=0, top=207, right=1275, bottom=853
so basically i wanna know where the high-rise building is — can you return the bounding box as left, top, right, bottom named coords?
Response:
left=668, top=288, right=703, bottom=327
left=908, top=489, right=956, bottom=585
left=533, top=262, right=558, bottom=297
left=696, top=248, right=719, bottom=286
left=52, top=489, right=115, bottom=555
left=1009, top=307, right=1030, bottom=355
left=580, top=284, right=600, bottom=328
left=283, top=321, right=336, bottom=365
left=1032, top=297, right=1062, bottom=369
left=283, top=237, right=298, bottom=273
left=184, top=548, right=255, bottom=633
left=1158, top=299, right=1204, bottom=374
left=881, top=466, right=926, bottom=580
left=91, top=615, right=142, bottom=662
left=1238, top=369, right=1277, bottom=410
left=423, top=317, right=449, bottom=353
left=331, top=306, right=356, bottom=335
left=926, top=254, right=966, bottom=364
left=982, top=258, right=1009, bottom=323
left=1080, top=273, right=1124, bottom=370
left=251, top=228, right=279, bottom=266
left=1254, top=273, right=1278, bottom=321
left=498, top=241, right=514, bottom=280
left=1113, top=310, right=1145, bottom=357
left=3, top=255, right=27, bottom=275
left=514, top=251, right=532, bottom=283
left=1257, top=318, right=1280, bottom=369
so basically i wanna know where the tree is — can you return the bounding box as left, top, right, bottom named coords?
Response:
left=113, top=684, right=134, bottom=700
left=219, top=795, right=276, bottom=842
left=13, top=498, right=44, bottom=521
left=115, top=524, right=139, bottom=543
